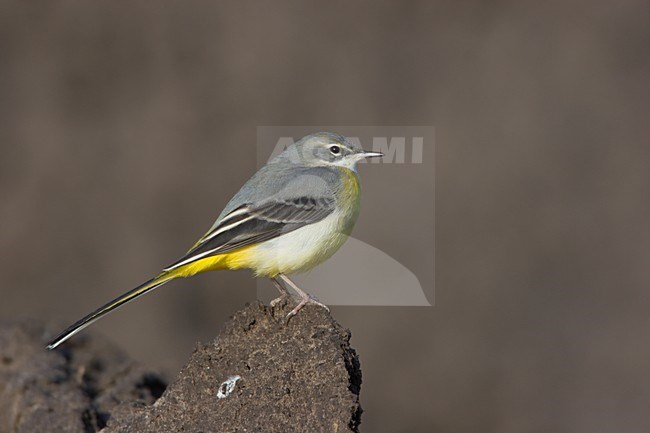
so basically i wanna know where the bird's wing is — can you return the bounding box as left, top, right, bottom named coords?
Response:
left=163, top=196, right=335, bottom=271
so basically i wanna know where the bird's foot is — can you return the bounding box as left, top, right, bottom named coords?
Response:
left=273, top=273, right=330, bottom=320
left=286, top=293, right=330, bottom=319
left=270, top=277, right=290, bottom=309
left=270, top=293, right=288, bottom=308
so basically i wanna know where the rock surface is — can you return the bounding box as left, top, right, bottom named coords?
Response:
left=0, top=319, right=165, bottom=433
left=103, top=300, right=362, bottom=433
left=0, top=301, right=362, bottom=433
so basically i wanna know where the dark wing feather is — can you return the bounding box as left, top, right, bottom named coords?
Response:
left=164, top=197, right=335, bottom=271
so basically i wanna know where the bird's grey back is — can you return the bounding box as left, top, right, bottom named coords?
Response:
left=212, top=161, right=344, bottom=230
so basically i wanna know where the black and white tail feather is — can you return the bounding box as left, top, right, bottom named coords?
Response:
left=46, top=195, right=336, bottom=350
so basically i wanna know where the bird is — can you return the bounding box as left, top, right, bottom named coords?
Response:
left=46, top=132, right=383, bottom=350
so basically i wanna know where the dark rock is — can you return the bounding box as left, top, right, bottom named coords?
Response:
left=102, top=301, right=363, bottom=433
left=0, top=319, right=166, bottom=433
left=0, top=301, right=362, bottom=432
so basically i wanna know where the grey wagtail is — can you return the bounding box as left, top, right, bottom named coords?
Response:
left=46, top=132, right=382, bottom=350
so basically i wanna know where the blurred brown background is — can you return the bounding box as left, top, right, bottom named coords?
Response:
left=1, top=1, right=648, bottom=432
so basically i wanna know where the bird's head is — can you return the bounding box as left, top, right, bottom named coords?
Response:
left=279, top=132, right=383, bottom=171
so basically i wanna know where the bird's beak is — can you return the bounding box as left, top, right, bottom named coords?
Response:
left=360, top=150, right=384, bottom=159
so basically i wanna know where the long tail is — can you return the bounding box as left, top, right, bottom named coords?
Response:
left=46, top=273, right=175, bottom=350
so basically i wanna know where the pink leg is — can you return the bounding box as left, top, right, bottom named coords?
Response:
left=277, top=273, right=330, bottom=318
left=270, top=277, right=290, bottom=307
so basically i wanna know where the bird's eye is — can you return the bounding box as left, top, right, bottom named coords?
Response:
left=329, top=145, right=341, bottom=155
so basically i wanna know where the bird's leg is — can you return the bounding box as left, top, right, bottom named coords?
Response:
left=269, top=277, right=290, bottom=307
left=277, top=273, right=330, bottom=317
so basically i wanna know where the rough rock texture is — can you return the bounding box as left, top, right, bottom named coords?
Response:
left=0, top=319, right=166, bottom=433
left=103, top=300, right=362, bottom=433
left=0, top=301, right=362, bottom=433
